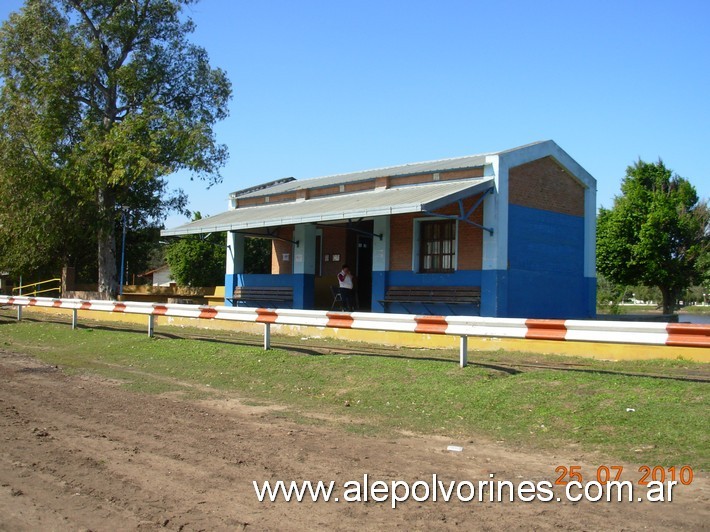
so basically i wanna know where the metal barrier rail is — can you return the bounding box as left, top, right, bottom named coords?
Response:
left=1, top=295, right=708, bottom=367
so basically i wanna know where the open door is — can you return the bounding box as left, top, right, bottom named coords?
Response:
left=356, top=235, right=373, bottom=310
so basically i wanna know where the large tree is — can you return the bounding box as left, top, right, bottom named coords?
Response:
left=597, top=160, right=709, bottom=314
left=0, top=0, right=230, bottom=296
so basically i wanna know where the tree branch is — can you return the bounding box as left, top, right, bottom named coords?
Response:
left=67, top=0, right=102, bottom=45
left=115, top=1, right=150, bottom=70
left=17, top=129, right=48, bottom=174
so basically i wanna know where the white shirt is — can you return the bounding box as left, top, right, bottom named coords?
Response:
left=338, top=270, right=353, bottom=289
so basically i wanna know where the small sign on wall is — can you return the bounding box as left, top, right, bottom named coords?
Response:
left=282, top=253, right=290, bottom=262
left=332, top=253, right=340, bottom=262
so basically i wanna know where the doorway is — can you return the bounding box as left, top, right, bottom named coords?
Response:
left=356, top=235, right=373, bottom=310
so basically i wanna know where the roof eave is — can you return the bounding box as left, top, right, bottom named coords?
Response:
left=421, top=179, right=495, bottom=212
left=162, top=177, right=496, bottom=237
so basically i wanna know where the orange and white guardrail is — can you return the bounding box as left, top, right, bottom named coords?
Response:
left=1, top=296, right=708, bottom=367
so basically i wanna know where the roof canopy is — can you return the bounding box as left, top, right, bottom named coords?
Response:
left=161, top=140, right=595, bottom=237
left=162, top=177, right=494, bottom=236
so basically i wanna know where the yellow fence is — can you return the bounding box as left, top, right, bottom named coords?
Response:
left=12, top=278, right=61, bottom=297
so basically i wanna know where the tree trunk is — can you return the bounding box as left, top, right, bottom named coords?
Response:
left=61, top=265, right=75, bottom=297
left=660, top=286, right=674, bottom=316
left=97, top=188, right=118, bottom=299
left=97, top=227, right=118, bottom=299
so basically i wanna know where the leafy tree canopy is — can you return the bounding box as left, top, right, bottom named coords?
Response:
left=163, top=213, right=224, bottom=287
left=0, top=0, right=231, bottom=295
left=164, top=213, right=272, bottom=287
left=597, top=160, right=709, bottom=314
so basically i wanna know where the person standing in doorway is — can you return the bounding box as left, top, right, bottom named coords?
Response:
left=337, top=264, right=355, bottom=311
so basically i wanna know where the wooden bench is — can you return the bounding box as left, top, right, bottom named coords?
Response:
left=204, top=286, right=226, bottom=306
left=228, top=286, right=293, bottom=305
left=380, top=286, right=480, bottom=312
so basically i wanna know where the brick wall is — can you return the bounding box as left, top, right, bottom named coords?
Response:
left=508, top=157, right=584, bottom=216
left=390, top=213, right=416, bottom=271
left=344, top=181, right=374, bottom=193
left=447, top=197, right=483, bottom=270
left=387, top=167, right=484, bottom=188
left=232, top=167, right=485, bottom=208
left=432, top=167, right=485, bottom=181
left=309, top=185, right=342, bottom=199
left=320, top=226, right=349, bottom=277
left=272, top=227, right=294, bottom=274
left=389, top=193, right=485, bottom=271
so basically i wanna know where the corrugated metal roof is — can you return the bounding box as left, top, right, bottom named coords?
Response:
left=231, top=153, right=493, bottom=199
left=229, top=141, right=556, bottom=199
left=162, top=177, right=495, bottom=236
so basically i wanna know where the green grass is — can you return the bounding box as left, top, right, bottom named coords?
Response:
left=1, top=314, right=708, bottom=469
left=681, top=305, right=710, bottom=315
left=597, top=304, right=710, bottom=315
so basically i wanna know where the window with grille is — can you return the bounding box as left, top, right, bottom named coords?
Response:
left=418, top=219, right=456, bottom=273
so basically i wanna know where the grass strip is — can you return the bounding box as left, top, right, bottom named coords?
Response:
left=1, top=315, right=707, bottom=469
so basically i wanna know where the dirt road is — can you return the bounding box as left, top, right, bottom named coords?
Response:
left=0, top=350, right=707, bottom=531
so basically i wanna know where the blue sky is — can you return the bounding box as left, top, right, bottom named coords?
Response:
left=2, top=0, right=708, bottom=229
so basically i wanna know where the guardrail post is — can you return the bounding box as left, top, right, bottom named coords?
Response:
left=148, top=314, right=155, bottom=338
left=72, top=308, right=78, bottom=330
left=264, top=322, right=271, bottom=350
left=16, top=305, right=22, bottom=322
left=459, top=336, right=468, bottom=368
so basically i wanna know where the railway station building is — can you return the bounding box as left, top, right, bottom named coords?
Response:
left=162, top=140, right=596, bottom=318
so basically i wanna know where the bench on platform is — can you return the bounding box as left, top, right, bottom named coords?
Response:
left=228, top=286, right=293, bottom=306
left=380, top=286, right=480, bottom=313
left=205, top=286, right=226, bottom=306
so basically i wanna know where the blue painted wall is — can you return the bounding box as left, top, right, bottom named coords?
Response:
left=480, top=269, right=508, bottom=317
left=507, top=205, right=590, bottom=318
left=223, top=205, right=593, bottom=318
left=371, top=270, right=386, bottom=312
left=224, top=273, right=308, bottom=308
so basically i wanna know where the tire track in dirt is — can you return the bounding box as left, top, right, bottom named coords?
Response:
left=0, top=350, right=707, bottom=531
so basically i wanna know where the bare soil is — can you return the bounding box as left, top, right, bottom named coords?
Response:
left=0, top=350, right=707, bottom=531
